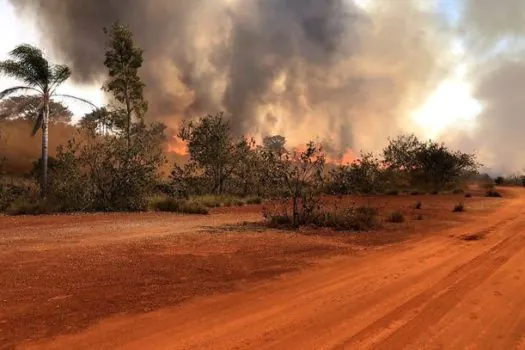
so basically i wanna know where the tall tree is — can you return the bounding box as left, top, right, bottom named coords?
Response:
left=0, top=44, right=94, bottom=196
left=0, top=95, right=73, bottom=123
left=103, top=22, right=147, bottom=145
left=178, top=113, right=237, bottom=194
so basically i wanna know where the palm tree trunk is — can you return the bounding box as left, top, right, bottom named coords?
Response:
left=41, top=101, right=49, bottom=197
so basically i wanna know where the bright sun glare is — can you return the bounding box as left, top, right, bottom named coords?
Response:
left=411, top=68, right=483, bottom=139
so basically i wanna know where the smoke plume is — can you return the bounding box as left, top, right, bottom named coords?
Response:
left=10, top=0, right=454, bottom=160
left=446, top=0, right=525, bottom=173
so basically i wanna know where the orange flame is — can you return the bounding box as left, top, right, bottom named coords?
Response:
left=167, top=136, right=188, bottom=155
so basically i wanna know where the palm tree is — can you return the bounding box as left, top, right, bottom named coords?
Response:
left=0, top=44, right=94, bottom=197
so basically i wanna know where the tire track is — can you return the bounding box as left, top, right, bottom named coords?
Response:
left=339, top=219, right=525, bottom=349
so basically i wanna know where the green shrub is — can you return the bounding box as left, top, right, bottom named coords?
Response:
left=453, top=203, right=465, bottom=212
left=486, top=190, right=502, bottom=198
left=414, top=201, right=422, bottom=209
left=178, top=201, right=209, bottom=215
left=314, top=206, right=379, bottom=231
left=149, top=196, right=209, bottom=215
left=266, top=214, right=293, bottom=227
left=191, top=195, right=246, bottom=208
left=0, top=182, right=33, bottom=212
left=246, top=196, right=263, bottom=205
left=6, top=197, right=59, bottom=216
left=387, top=211, right=405, bottom=223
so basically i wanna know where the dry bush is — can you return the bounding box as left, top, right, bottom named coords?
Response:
left=453, top=203, right=465, bottom=212
left=387, top=211, right=405, bottom=223
left=486, top=190, right=502, bottom=198
left=148, top=196, right=209, bottom=215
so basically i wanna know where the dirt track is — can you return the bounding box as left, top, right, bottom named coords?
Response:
left=3, top=190, right=525, bottom=349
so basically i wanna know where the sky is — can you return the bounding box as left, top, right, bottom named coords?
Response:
left=0, top=0, right=476, bottom=129
left=0, top=0, right=104, bottom=118
left=2, top=0, right=525, bottom=174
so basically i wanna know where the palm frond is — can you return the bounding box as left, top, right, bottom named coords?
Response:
left=50, top=65, right=71, bottom=90
left=0, top=60, right=41, bottom=87
left=5, top=44, right=51, bottom=89
left=54, top=94, right=97, bottom=108
left=31, top=108, right=44, bottom=136
left=0, top=86, right=41, bottom=99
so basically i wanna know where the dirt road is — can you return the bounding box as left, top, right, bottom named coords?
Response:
left=17, top=188, right=525, bottom=349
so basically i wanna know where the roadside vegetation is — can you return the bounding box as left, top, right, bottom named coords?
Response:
left=0, top=22, right=505, bottom=232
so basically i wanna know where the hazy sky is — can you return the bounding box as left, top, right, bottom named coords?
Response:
left=0, top=0, right=103, bottom=117
left=2, top=0, right=525, bottom=174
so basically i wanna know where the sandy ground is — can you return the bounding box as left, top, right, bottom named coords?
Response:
left=1, top=189, right=522, bottom=349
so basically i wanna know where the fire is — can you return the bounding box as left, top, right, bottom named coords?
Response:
left=340, top=149, right=357, bottom=164
left=167, top=136, right=188, bottom=155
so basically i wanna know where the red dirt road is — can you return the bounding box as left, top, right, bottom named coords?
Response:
left=10, top=188, right=525, bottom=349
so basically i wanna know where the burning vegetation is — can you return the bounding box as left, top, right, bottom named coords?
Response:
left=0, top=18, right=499, bottom=229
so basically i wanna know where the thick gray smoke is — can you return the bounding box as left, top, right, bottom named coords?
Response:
left=10, top=0, right=452, bottom=159
left=446, top=0, right=525, bottom=173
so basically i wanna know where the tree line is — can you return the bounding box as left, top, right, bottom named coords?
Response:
left=0, top=22, right=481, bottom=218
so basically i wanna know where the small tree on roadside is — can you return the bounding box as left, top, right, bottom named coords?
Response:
left=329, top=152, right=384, bottom=195
left=268, top=142, right=325, bottom=228
left=178, top=113, right=237, bottom=194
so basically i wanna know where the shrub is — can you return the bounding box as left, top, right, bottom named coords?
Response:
left=0, top=182, right=33, bottom=211
left=430, top=190, right=439, bottom=195
left=480, top=182, right=495, bottom=190
left=465, top=193, right=472, bottom=198
left=453, top=188, right=464, bottom=194
left=148, top=196, right=209, bottom=215
left=246, top=196, right=263, bottom=205
left=453, top=203, right=465, bottom=212
left=191, top=195, right=246, bottom=208
left=387, top=211, right=405, bottom=223
left=416, top=214, right=424, bottom=221
left=486, top=190, right=502, bottom=198
left=6, top=197, right=59, bottom=216
left=386, top=189, right=399, bottom=196
left=414, top=201, right=422, bottom=209
left=410, top=190, right=421, bottom=196
left=314, top=206, right=379, bottom=231
left=266, top=214, right=293, bottom=227
left=178, top=201, right=210, bottom=215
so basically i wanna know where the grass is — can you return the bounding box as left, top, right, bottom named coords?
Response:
left=316, top=206, right=380, bottom=231
left=149, top=196, right=209, bottom=215
left=189, top=195, right=262, bottom=208
left=245, top=196, right=263, bottom=205
left=6, top=197, right=59, bottom=216
left=386, top=211, right=405, bottom=223
left=453, top=203, right=465, bottom=212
